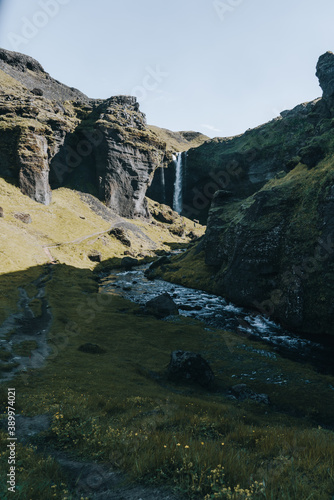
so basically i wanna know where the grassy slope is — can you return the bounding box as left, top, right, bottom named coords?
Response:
left=0, top=178, right=204, bottom=274
left=148, top=125, right=209, bottom=152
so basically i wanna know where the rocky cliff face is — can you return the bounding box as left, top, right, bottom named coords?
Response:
left=199, top=52, right=334, bottom=335
left=0, top=48, right=166, bottom=217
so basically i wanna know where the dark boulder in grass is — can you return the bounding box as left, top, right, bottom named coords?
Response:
left=144, top=293, right=179, bottom=318
left=88, top=250, right=102, bottom=262
left=109, top=227, right=132, bottom=247
left=121, top=256, right=139, bottom=269
left=78, top=343, right=106, bottom=354
left=0, top=207, right=3, bottom=217
left=230, top=384, right=270, bottom=404
left=167, top=350, right=215, bottom=388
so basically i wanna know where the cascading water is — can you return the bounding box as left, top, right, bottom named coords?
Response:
left=173, top=152, right=183, bottom=214
left=160, top=166, right=166, bottom=204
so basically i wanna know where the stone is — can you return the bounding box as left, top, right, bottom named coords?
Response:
left=179, top=304, right=202, bottom=311
left=14, top=212, right=32, bottom=224
left=167, top=350, right=215, bottom=388
left=31, top=88, right=43, bottom=96
left=155, top=210, right=175, bottom=224
left=144, top=293, right=179, bottom=318
left=88, top=250, right=102, bottom=262
left=169, top=225, right=185, bottom=237
left=109, top=227, right=131, bottom=247
left=0, top=207, right=3, bottom=217
left=121, top=257, right=139, bottom=269
left=186, top=231, right=198, bottom=240
left=316, top=51, right=334, bottom=99
left=149, top=255, right=171, bottom=270
left=78, top=343, right=106, bottom=354
left=230, top=384, right=270, bottom=405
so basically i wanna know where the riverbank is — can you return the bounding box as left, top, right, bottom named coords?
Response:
left=0, top=263, right=334, bottom=499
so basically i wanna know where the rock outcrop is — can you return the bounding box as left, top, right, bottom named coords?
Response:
left=91, top=97, right=165, bottom=218
left=0, top=48, right=166, bottom=216
left=316, top=51, right=334, bottom=100
left=0, top=48, right=90, bottom=103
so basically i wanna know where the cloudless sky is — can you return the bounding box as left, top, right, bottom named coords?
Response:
left=0, top=0, right=333, bottom=137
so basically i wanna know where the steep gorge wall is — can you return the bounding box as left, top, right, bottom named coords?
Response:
left=199, top=51, right=334, bottom=335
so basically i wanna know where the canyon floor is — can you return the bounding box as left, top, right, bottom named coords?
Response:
left=0, top=178, right=333, bottom=499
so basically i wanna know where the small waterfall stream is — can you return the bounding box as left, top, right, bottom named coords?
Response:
left=160, top=166, right=166, bottom=204
left=173, top=153, right=183, bottom=214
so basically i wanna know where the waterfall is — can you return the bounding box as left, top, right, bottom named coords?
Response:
left=161, top=166, right=166, bottom=204
left=173, top=152, right=183, bottom=214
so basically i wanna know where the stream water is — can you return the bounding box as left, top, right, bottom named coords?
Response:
left=100, top=264, right=334, bottom=375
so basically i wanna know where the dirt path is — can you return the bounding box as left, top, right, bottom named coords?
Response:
left=5, top=414, right=184, bottom=500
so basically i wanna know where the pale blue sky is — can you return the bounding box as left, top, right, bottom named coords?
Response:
left=0, top=0, right=334, bottom=137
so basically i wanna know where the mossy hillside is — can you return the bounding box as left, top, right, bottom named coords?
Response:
left=150, top=247, right=219, bottom=294
left=183, top=101, right=334, bottom=222
left=0, top=177, right=204, bottom=276
left=0, top=68, right=27, bottom=95
left=148, top=125, right=209, bottom=153
left=0, top=264, right=334, bottom=498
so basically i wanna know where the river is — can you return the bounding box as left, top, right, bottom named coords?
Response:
left=100, top=264, right=334, bottom=375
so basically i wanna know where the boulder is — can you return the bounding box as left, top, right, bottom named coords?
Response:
left=109, top=227, right=131, bottom=247
left=88, top=250, right=102, bottom=262
left=121, top=256, right=139, bottom=269
left=167, top=350, right=215, bottom=388
left=0, top=207, right=3, bottom=217
left=31, top=88, right=43, bottom=96
left=14, top=212, right=32, bottom=224
left=230, top=384, right=270, bottom=404
left=78, top=343, right=106, bottom=354
left=155, top=210, right=175, bottom=224
left=145, top=293, right=179, bottom=318
left=149, top=255, right=171, bottom=270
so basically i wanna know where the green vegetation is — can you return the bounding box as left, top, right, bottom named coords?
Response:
left=0, top=264, right=333, bottom=499
left=151, top=247, right=219, bottom=293
left=12, top=341, right=38, bottom=357
left=148, top=125, right=209, bottom=152
left=0, top=177, right=203, bottom=274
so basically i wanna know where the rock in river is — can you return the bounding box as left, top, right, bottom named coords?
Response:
left=144, top=292, right=179, bottom=318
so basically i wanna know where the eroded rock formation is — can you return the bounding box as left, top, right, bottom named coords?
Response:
left=0, top=48, right=166, bottom=216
